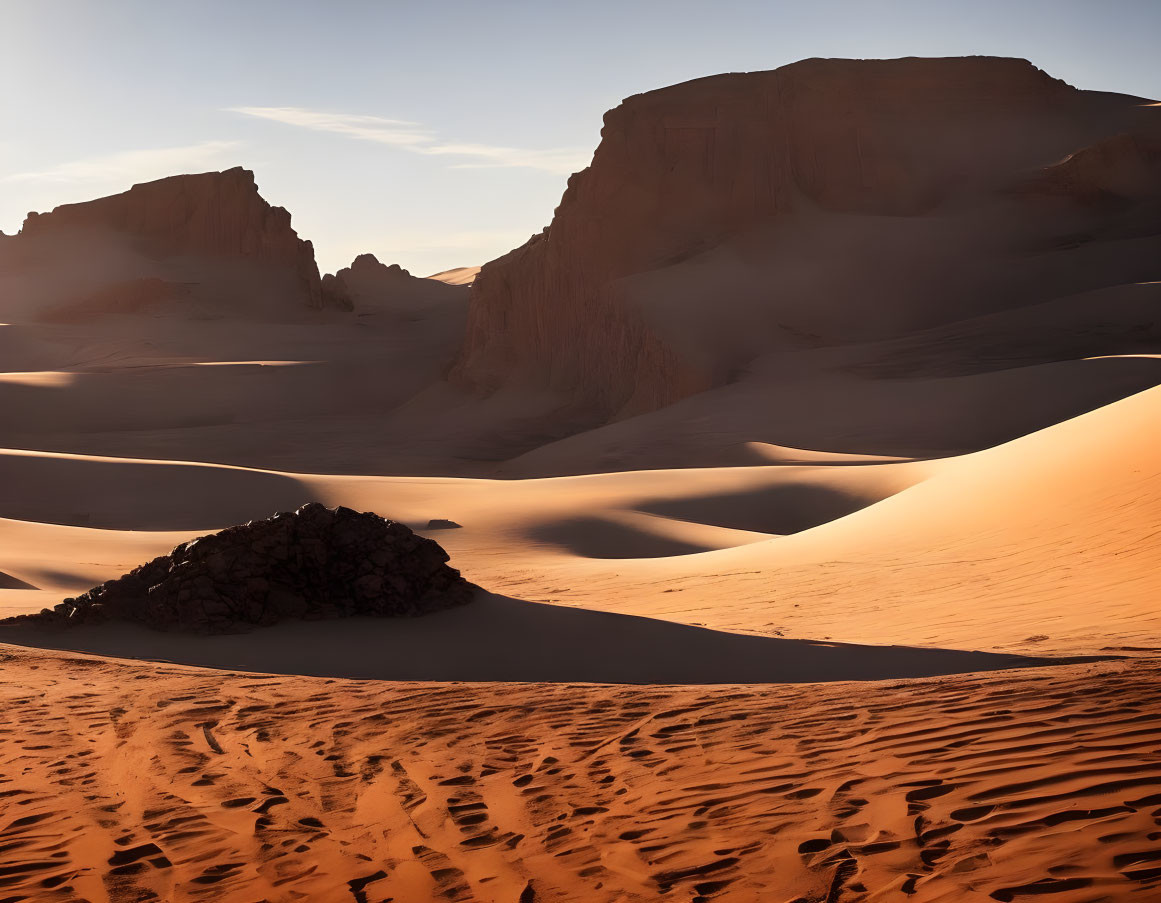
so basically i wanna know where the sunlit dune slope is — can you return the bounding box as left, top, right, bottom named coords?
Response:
left=521, top=381, right=1161, bottom=656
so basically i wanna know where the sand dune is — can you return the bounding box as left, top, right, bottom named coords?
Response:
left=0, top=449, right=310, bottom=530
left=0, top=446, right=928, bottom=617
left=4, top=378, right=1161, bottom=659
left=504, top=346, right=1161, bottom=475
left=508, top=382, right=1161, bottom=658
left=4, top=275, right=1161, bottom=478
left=427, top=265, right=481, bottom=285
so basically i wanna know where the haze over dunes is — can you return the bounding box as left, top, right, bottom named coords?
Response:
left=2, top=53, right=1161, bottom=902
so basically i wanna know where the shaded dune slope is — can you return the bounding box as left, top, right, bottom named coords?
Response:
left=0, top=592, right=1086, bottom=684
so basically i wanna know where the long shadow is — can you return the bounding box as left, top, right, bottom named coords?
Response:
left=638, top=484, right=872, bottom=535
left=0, top=592, right=1109, bottom=684
left=0, top=571, right=36, bottom=590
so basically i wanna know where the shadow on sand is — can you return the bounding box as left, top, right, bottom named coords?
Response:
left=0, top=591, right=1108, bottom=684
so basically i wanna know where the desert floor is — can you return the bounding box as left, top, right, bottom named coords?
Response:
left=2, top=305, right=1161, bottom=901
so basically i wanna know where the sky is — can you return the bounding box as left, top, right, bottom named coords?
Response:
left=2, top=0, right=1160, bottom=276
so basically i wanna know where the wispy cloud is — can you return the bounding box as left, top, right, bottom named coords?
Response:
left=228, top=107, right=430, bottom=148
left=2, top=140, right=243, bottom=184
left=228, top=106, right=589, bottom=175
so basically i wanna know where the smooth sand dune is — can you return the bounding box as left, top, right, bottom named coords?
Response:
left=426, top=265, right=481, bottom=285
left=4, top=380, right=1161, bottom=671
left=4, top=281, right=1161, bottom=478
left=0, top=449, right=310, bottom=530
left=507, top=382, right=1161, bottom=657
left=503, top=352, right=1161, bottom=475
left=736, top=442, right=912, bottom=465
left=0, top=649, right=1157, bottom=902
left=0, top=450, right=930, bottom=592
left=524, top=510, right=771, bottom=558
left=5, top=381, right=1161, bottom=661
left=0, top=517, right=194, bottom=619
left=0, top=370, right=77, bottom=387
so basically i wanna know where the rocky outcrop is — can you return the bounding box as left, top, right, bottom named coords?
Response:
left=10, top=503, right=474, bottom=634
left=453, top=57, right=1159, bottom=416
left=14, top=167, right=342, bottom=311
left=322, top=252, right=464, bottom=312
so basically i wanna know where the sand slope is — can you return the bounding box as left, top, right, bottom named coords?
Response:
left=522, top=380, right=1161, bottom=657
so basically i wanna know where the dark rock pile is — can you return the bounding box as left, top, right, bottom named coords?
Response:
left=15, top=503, right=474, bottom=634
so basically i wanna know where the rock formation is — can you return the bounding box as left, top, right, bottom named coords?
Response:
left=322, top=252, right=465, bottom=312
left=7, top=168, right=345, bottom=313
left=453, top=57, right=1161, bottom=416
left=10, top=503, right=474, bottom=633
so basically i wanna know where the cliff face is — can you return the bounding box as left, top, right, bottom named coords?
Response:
left=453, top=57, right=1159, bottom=415
left=14, top=167, right=335, bottom=311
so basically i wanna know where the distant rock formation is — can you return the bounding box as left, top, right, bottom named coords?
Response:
left=322, top=252, right=465, bottom=312
left=9, top=503, right=474, bottom=634
left=453, top=57, right=1161, bottom=416
left=7, top=168, right=346, bottom=314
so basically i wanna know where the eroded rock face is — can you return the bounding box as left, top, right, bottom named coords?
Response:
left=453, top=57, right=1160, bottom=416
left=12, top=167, right=342, bottom=311
left=13, top=503, right=474, bottom=633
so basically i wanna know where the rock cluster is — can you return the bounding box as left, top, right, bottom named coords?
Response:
left=18, top=504, right=474, bottom=634
left=452, top=56, right=1160, bottom=416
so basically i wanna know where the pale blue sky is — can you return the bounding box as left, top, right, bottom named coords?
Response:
left=2, top=0, right=1159, bottom=275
